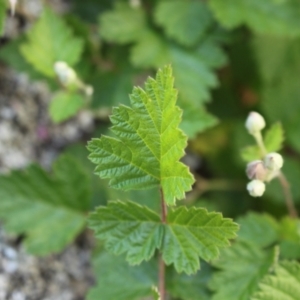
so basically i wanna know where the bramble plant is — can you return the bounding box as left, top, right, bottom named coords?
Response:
left=2, top=1, right=300, bottom=300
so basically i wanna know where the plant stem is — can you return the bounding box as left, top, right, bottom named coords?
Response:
left=159, top=188, right=167, bottom=300
left=254, top=131, right=298, bottom=218
left=277, top=172, right=298, bottom=218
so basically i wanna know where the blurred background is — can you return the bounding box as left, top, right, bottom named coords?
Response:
left=1, top=0, right=300, bottom=299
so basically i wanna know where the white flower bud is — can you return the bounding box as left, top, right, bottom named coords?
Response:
left=246, top=160, right=268, bottom=181
left=247, top=180, right=266, bottom=197
left=54, top=61, right=77, bottom=86
left=245, top=111, right=266, bottom=134
left=9, top=0, right=17, bottom=16
left=264, top=152, right=283, bottom=171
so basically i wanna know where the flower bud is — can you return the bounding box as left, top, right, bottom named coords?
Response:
left=246, top=160, right=268, bottom=181
left=264, top=152, right=283, bottom=171
left=54, top=61, right=77, bottom=86
left=245, top=112, right=266, bottom=135
left=247, top=180, right=266, bottom=197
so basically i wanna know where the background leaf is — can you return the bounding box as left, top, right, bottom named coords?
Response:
left=0, top=155, right=91, bottom=255
left=252, top=261, right=300, bottom=300
left=21, top=7, right=84, bottom=77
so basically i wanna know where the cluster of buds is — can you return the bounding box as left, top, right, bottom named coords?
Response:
left=245, top=112, right=284, bottom=197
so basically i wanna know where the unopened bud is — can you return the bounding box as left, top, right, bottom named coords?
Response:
left=247, top=180, right=266, bottom=197
left=245, top=112, right=266, bottom=135
left=264, top=152, right=283, bottom=171
left=54, top=61, right=77, bottom=86
left=246, top=160, right=268, bottom=181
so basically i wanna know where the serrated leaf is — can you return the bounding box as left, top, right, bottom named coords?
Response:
left=252, top=261, right=300, bottom=300
left=210, top=243, right=279, bottom=300
left=167, top=261, right=212, bottom=300
left=240, top=145, right=262, bottom=162
left=264, top=122, right=284, bottom=152
left=99, top=2, right=147, bottom=44
left=154, top=0, right=213, bottom=47
left=87, top=251, right=157, bottom=300
left=209, top=0, right=300, bottom=37
left=163, top=206, right=238, bottom=274
left=237, top=212, right=279, bottom=248
left=88, top=201, right=163, bottom=265
left=0, top=155, right=91, bottom=255
left=88, top=201, right=238, bottom=274
left=0, top=0, right=7, bottom=36
left=87, top=66, right=195, bottom=204
left=20, top=7, right=84, bottom=77
left=49, top=91, right=85, bottom=123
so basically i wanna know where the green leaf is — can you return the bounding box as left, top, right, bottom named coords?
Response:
left=180, top=101, right=219, bottom=139
left=210, top=243, right=279, bottom=300
left=237, top=212, right=279, bottom=248
left=240, top=145, right=262, bottom=162
left=99, top=3, right=147, bottom=44
left=163, top=206, right=238, bottom=274
left=154, top=0, right=213, bottom=47
left=264, top=122, right=284, bottom=152
left=0, top=155, right=91, bottom=255
left=167, top=261, right=212, bottom=300
left=209, top=0, right=300, bottom=37
left=87, top=251, right=157, bottom=300
left=88, top=201, right=163, bottom=265
left=49, top=91, right=85, bottom=123
left=87, top=66, right=195, bottom=204
left=279, top=217, right=300, bottom=259
left=88, top=201, right=238, bottom=274
left=252, top=261, right=300, bottom=300
left=0, top=0, right=7, bottom=36
left=20, top=7, right=84, bottom=77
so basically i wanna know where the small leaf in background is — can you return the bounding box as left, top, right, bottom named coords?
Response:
left=20, top=7, right=84, bottom=77
left=0, top=155, right=91, bottom=255
left=163, top=206, right=238, bottom=274
left=167, top=262, right=212, bottom=300
left=99, top=2, right=147, bottom=44
left=0, top=0, right=7, bottom=36
left=154, top=0, right=213, bottom=47
left=88, top=66, right=195, bottom=204
left=210, top=243, right=279, bottom=300
left=209, top=0, right=300, bottom=37
left=237, top=212, right=279, bottom=248
left=88, top=201, right=163, bottom=265
left=87, top=251, right=157, bottom=300
left=264, top=122, right=284, bottom=152
left=49, top=91, right=85, bottom=123
left=279, top=217, right=300, bottom=259
left=240, top=145, right=262, bottom=162
left=252, top=261, right=300, bottom=300
left=89, top=201, right=238, bottom=274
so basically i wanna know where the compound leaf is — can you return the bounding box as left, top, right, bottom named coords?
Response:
left=20, top=7, right=84, bottom=77
left=88, top=201, right=238, bottom=274
left=87, top=251, right=157, bottom=300
left=99, top=2, right=147, bottom=44
left=0, top=155, right=91, bottom=255
left=49, top=91, right=85, bottom=123
left=209, top=0, right=300, bottom=37
left=252, top=261, right=300, bottom=300
left=87, top=66, right=195, bottom=204
left=210, top=243, right=278, bottom=300
left=155, top=0, right=213, bottom=47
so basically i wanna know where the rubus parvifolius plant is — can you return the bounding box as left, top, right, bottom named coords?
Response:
left=87, top=65, right=239, bottom=299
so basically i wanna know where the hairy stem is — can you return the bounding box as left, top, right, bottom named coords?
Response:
left=278, top=172, right=298, bottom=218
left=159, top=188, right=167, bottom=300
